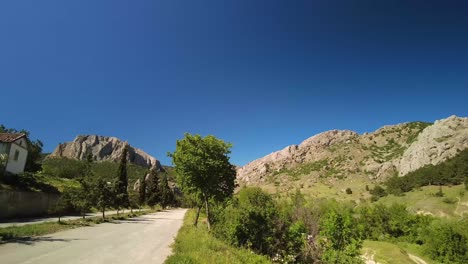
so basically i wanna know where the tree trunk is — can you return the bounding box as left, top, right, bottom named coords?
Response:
left=102, top=208, right=105, bottom=219
left=204, top=197, right=211, bottom=230
left=58, top=216, right=61, bottom=223
left=194, top=206, right=201, bottom=227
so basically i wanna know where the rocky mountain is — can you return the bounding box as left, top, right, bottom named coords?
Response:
left=237, top=115, right=468, bottom=185
left=49, top=135, right=164, bottom=170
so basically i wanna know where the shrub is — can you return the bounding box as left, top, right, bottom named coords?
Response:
left=356, top=204, right=429, bottom=242
left=213, top=187, right=279, bottom=257
left=421, top=220, right=468, bottom=264
left=442, top=197, right=457, bottom=204
left=345, top=188, right=352, bottom=194
left=319, top=210, right=363, bottom=264
left=369, top=185, right=387, bottom=201
left=42, top=158, right=87, bottom=179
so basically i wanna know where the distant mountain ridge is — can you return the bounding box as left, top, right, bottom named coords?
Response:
left=49, top=135, right=164, bottom=171
left=237, top=115, right=468, bottom=185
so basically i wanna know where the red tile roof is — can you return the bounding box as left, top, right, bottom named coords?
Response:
left=0, top=133, right=26, bottom=143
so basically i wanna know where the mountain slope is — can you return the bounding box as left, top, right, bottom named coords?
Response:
left=237, top=115, right=468, bottom=186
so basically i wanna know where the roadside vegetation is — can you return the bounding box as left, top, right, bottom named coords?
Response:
left=0, top=209, right=156, bottom=243
left=165, top=209, right=270, bottom=264
left=167, top=133, right=468, bottom=263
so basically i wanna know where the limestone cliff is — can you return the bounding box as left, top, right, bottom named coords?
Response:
left=50, top=135, right=163, bottom=170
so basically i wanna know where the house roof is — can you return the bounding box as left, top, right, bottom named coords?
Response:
left=0, top=133, right=27, bottom=143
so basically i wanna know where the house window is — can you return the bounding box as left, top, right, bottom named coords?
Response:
left=13, top=150, right=19, bottom=161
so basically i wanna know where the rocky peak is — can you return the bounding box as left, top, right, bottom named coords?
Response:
left=50, top=135, right=163, bottom=170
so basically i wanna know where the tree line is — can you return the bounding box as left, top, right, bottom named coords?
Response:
left=368, top=148, right=468, bottom=201
left=54, top=146, right=176, bottom=220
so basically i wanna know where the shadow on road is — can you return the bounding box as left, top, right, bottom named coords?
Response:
left=108, top=218, right=154, bottom=224
left=1, top=236, right=83, bottom=246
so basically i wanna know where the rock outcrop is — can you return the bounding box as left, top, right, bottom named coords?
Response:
left=237, top=115, right=468, bottom=185
left=50, top=135, right=163, bottom=170
left=398, top=115, right=468, bottom=175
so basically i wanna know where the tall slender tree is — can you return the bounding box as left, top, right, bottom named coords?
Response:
left=138, top=173, right=147, bottom=210
left=159, top=173, right=173, bottom=209
left=146, top=167, right=160, bottom=208
left=115, top=145, right=130, bottom=213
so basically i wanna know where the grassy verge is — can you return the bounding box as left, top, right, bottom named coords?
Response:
left=0, top=209, right=156, bottom=242
left=362, top=240, right=415, bottom=264
left=165, top=209, right=271, bottom=264
left=397, top=242, right=435, bottom=264
left=377, top=185, right=467, bottom=218
left=362, top=240, right=435, bottom=264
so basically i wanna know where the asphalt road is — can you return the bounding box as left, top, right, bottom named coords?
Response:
left=0, top=209, right=188, bottom=264
left=0, top=209, right=149, bottom=228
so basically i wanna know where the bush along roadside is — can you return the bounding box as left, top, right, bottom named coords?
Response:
left=165, top=209, right=270, bottom=264
left=183, top=187, right=468, bottom=264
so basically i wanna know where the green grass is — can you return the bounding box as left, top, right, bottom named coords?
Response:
left=362, top=240, right=415, bottom=264
left=397, top=242, right=435, bottom=264
left=271, top=159, right=328, bottom=179
left=405, top=122, right=432, bottom=144
left=34, top=173, right=80, bottom=192
left=0, top=209, right=156, bottom=242
left=377, top=185, right=468, bottom=218
left=165, top=209, right=271, bottom=264
left=0, top=171, right=80, bottom=193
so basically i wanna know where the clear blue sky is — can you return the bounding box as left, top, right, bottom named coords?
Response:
left=1, top=0, right=467, bottom=166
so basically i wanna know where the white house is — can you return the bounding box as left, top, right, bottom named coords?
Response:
left=0, top=133, right=28, bottom=174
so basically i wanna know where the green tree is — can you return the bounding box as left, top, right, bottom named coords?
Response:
left=146, top=167, right=160, bottom=208
left=128, top=190, right=139, bottom=214
left=422, top=220, right=468, bottom=263
left=168, top=133, right=237, bottom=229
left=50, top=187, right=74, bottom=223
left=94, top=178, right=114, bottom=219
left=73, top=156, right=95, bottom=219
left=138, top=173, right=147, bottom=209
left=319, top=210, right=363, bottom=264
left=160, top=173, right=174, bottom=209
left=115, top=145, right=130, bottom=213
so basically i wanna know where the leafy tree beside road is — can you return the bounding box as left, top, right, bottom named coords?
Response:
left=169, top=133, right=237, bottom=229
